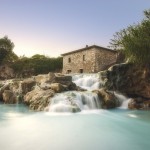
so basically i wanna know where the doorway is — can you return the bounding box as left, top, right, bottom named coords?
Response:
left=79, top=69, right=83, bottom=73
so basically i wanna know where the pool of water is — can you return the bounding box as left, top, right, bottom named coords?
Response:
left=0, top=104, right=150, bottom=150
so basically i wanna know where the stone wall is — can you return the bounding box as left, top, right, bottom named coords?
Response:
left=95, top=48, right=118, bottom=71
left=63, top=48, right=96, bottom=74
left=62, top=46, right=117, bottom=74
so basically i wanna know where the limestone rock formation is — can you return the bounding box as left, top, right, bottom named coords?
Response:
left=2, top=90, right=17, bottom=104
left=33, top=72, right=55, bottom=84
left=0, top=65, right=15, bottom=79
left=50, top=83, right=66, bottom=93
left=33, top=73, right=77, bottom=91
left=100, top=63, right=150, bottom=109
left=93, top=88, right=120, bottom=109
left=128, top=98, right=150, bottom=110
left=24, top=89, right=55, bottom=111
left=21, top=78, right=36, bottom=94
left=0, top=72, right=78, bottom=111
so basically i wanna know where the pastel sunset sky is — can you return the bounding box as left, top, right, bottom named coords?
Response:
left=1, top=0, right=150, bottom=57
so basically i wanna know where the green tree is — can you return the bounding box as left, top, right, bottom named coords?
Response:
left=0, top=48, right=8, bottom=64
left=0, top=36, right=14, bottom=51
left=12, top=55, right=63, bottom=76
left=0, top=36, right=18, bottom=64
left=110, top=9, right=150, bottom=64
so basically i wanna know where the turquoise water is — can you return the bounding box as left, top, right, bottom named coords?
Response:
left=0, top=104, right=150, bottom=150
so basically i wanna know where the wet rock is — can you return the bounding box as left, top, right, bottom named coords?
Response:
left=76, top=86, right=87, bottom=92
left=128, top=98, right=150, bottom=110
left=2, top=90, right=17, bottom=104
left=0, top=72, right=78, bottom=109
left=94, top=88, right=120, bottom=109
left=33, top=73, right=77, bottom=91
left=33, top=73, right=72, bottom=84
left=50, top=83, right=66, bottom=93
left=53, top=73, right=72, bottom=84
left=21, top=78, right=36, bottom=94
left=33, top=72, right=55, bottom=84
left=0, top=65, right=15, bottom=80
left=24, top=89, right=55, bottom=111
left=39, top=82, right=51, bottom=90
left=0, top=83, right=10, bottom=101
left=100, top=63, right=150, bottom=99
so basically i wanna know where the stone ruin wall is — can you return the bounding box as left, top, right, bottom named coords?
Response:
left=62, top=48, right=96, bottom=74
left=62, top=47, right=118, bottom=74
left=94, top=48, right=118, bottom=71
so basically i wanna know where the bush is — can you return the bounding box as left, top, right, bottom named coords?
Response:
left=110, top=9, right=150, bottom=64
left=12, top=55, right=63, bottom=76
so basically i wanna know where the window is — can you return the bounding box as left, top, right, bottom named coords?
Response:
left=67, top=70, right=71, bottom=74
left=68, top=57, right=71, bottom=63
left=83, top=55, right=85, bottom=61
left=79, top=69, right=83, bottom=73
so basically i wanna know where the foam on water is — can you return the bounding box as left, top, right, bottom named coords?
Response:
left=49, top=91, right=100, bottom=112
left=114, top=92, right=131, bottom=109
left=48, top=73, right=131, bottom=112
left=72, top=74, right=101, bottom=90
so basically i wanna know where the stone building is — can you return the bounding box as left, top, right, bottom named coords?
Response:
left=61, top=45, right=118, bottom=74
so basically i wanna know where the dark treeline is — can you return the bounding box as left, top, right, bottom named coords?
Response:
left=0, top=36, right=63, bottom=76
left=12, top=55, right=63, bottom=76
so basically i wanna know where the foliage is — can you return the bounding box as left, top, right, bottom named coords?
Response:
left=0, top=36, right=63, bottom=76
left=0, top=36, right=18, bottom=64
left=12, top=55, right=63, bottom=75
left=110, top=9, right=150, bottom=64
left=0, top=36, right=62, bottom=76
left=0, top=48, right=8, bottom=64
left=0, top=36, right=14, bottom=51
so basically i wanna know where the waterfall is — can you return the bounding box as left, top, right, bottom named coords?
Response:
left=49, top=91, right=100, bottom=113
left=48, top=74, right=102, bottom=113
left=114, top=92, right=130, bottom=109
left=48, top=74, right=130, bottom=113
left=72, top=74, right=101, bottom=90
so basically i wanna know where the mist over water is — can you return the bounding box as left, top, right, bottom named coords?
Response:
left=0, top=74, right=150, bottom=150
left=1, top=104, right=150, bottom=150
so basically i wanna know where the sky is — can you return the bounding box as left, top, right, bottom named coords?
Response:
left=0, top=0, right=150, bottom=57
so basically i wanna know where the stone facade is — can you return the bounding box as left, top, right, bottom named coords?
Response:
left=62, top=45, right=118, bottom=74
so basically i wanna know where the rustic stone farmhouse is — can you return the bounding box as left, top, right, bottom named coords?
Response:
left=61, top=45, right=118, bottom=74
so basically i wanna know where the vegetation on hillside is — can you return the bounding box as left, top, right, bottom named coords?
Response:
left=12, top=55, right=62, bottom=76
left=110, top=9, right=150, bottom=64
left=0, top=36, right=18, bottom=64
left=0, top=36, right=63, bottom=76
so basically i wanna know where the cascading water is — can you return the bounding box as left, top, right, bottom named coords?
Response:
left=48, top=73, right=130, bottom=112
left=114, top=92, right=131, bottom=109
left=48, top=74, right=101, bottom=112
left=49, top=91, right=100, bottom=112
left=72, top=74, right=101, bottom=90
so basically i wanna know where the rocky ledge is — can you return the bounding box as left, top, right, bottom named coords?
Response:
left=99, top=63, right=150, bottom=110
left=0, top=71, right=122, bottom=111
left=0, top=73, right=80, bottom=111
left=93, top=88, right=120, bottom=109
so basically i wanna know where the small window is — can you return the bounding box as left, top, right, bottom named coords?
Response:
left=68, top=57, right=71, bottom=63
left=79, top=69, right=83, bottom=73
left=83, top=55, right=85, bottom=61
left=67, top=70, right=71, bottom=74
